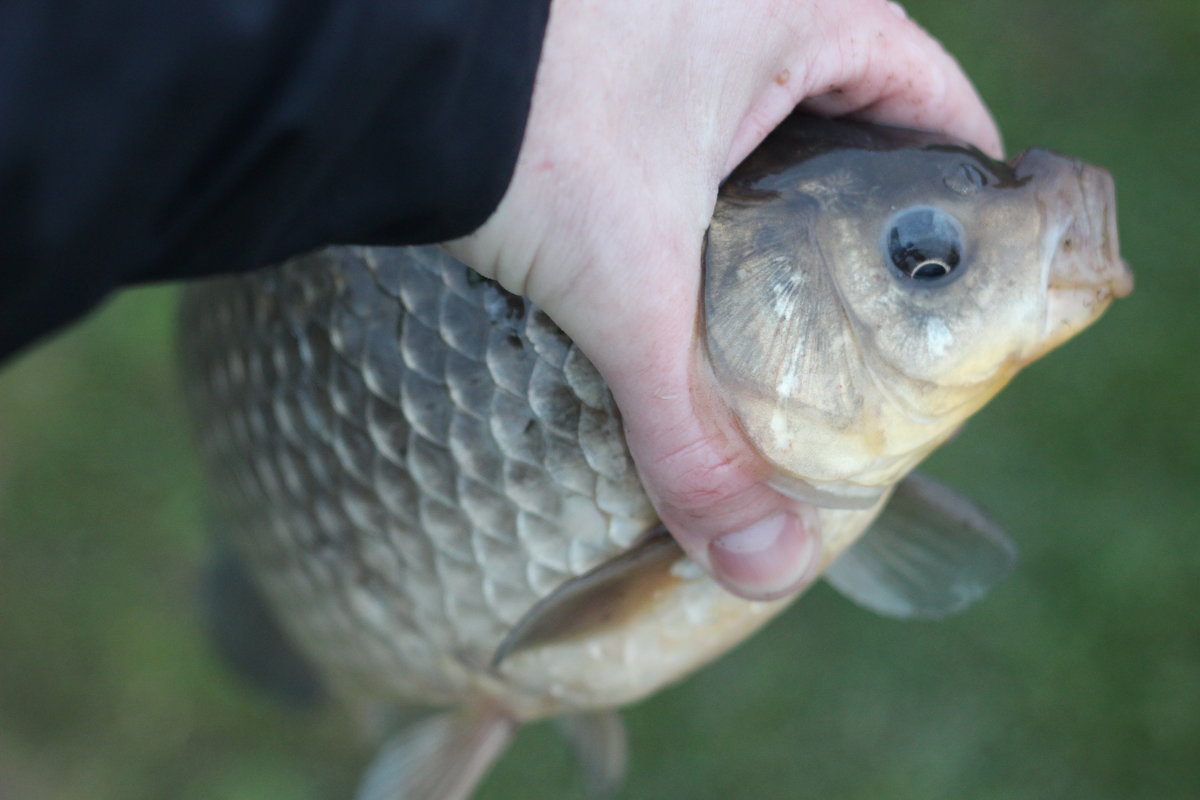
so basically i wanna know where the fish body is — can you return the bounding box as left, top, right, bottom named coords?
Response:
left=184, top=243, right=804, bottom=718
left=178, top=115, right=1131, bottom=797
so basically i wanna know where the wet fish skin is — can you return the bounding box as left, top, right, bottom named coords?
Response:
left=178, top=113, right=1130, bottom=796
left=705, top=117, right=1131, bottom=509
left=182, top=245, right=664, bottom=714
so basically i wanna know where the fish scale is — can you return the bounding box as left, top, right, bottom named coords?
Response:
left=181, top=244, right=657, bottom=704
left=180, top=114, right=1131, bottom=797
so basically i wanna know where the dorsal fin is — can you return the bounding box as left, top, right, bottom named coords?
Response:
left=825, top=471, right=1017, bottom=619
left=354, top=708, right=515, bottom=800
left=492, top=528, right=683, bottom=666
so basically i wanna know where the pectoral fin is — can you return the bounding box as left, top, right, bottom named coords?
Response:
left=201, top=544, right=325, bottom=707
left=354, top=708, right=516, bottom=800
left=492, top=528, right=683, bottom=667
left=825, top=472, right=1017, bottom=619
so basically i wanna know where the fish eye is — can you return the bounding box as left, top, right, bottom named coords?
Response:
left=885, top=207, right=964, bottom=282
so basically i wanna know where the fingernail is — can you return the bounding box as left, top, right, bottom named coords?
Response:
left=709, top=513, right=818, bottom=601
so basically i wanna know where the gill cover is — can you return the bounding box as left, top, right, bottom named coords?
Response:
left=703, top=114, right=1129, bottom=508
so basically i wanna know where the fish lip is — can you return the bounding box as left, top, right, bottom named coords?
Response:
left=1025, top=154, right=1132, bottom=361
left=1043, top=212, right=1134, bottom=299
left=1041, top=162, right=1134, bottom=300
left=1047, top=265, right=1133, bottom=296
left=1081, top=165, right=1135, bottom=298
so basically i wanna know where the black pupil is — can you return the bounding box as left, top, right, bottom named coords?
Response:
left=887, top=207, right=962, bottom=281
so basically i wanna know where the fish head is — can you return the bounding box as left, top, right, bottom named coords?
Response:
left=704, top=116, right=1132, bottom=509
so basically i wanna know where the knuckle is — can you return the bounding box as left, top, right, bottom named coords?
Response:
left=648, top=439, right=766, bottom=524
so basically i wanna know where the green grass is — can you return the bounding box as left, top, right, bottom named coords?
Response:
left=2, top=1, right=1198, bottom=797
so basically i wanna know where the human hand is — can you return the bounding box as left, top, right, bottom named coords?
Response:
left=448, top=0, right=1002, bottom=601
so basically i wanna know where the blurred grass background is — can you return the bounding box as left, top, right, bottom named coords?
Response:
left=1, top=0, right=1197, bottom=797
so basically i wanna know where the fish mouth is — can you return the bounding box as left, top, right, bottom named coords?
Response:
left=1046, top=163, right=1133, bottom=295
left=1024, top=152, right=1134, bottom=355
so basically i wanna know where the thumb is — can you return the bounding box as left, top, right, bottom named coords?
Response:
left=598, top=311, right=825, bottom=603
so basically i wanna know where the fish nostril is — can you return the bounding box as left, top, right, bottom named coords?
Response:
left=1062, top=216, right=1084, bottom=253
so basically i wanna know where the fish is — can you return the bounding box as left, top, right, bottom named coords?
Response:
left=177, top=113, right=1132, bottom=799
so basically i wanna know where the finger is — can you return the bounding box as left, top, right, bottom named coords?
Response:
left=803, top=1, right=1002, bottom=155
left=726, top=0, right=1002, bottom=172
left=450, top=0, right=1005, bottom=602
left=593, top=305, right=825, bottom=602
left=628, top=411, right=825, bottom=603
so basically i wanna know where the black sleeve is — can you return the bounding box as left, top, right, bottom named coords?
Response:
left=0, top=0, right=550, bottom=362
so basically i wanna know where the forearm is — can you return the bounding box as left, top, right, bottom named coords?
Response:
left=0, top=0, right=549, bottom=361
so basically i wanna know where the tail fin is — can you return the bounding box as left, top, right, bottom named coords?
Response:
left=354, top=708, right=516, bottom=800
